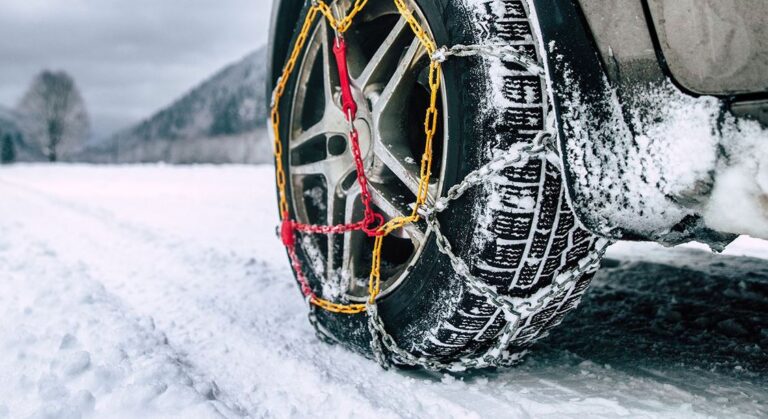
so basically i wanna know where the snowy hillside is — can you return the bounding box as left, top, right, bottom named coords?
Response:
left=0, top=165, right=766, bottom=418
left=80, top=48, right=270, bottom=164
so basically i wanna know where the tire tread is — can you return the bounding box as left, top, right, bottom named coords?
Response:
left=413, top=0, right=599, bottom=361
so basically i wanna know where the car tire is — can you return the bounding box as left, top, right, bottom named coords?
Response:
left=272, top=0, right=602, bottom=367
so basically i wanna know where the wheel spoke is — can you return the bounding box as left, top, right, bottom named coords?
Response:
left=372, top=141, right=421, bottom=196
left=370, top=34, right=438, bottom=202
left=341, top=189, right=362, bottom=285
left=290, top=154, right=354, bottom=196
left=369, top=36, right=429, bottom=197
left=287, top=4, right=443, bottom=300
left=368, top=181, right=426, bottom=244
left=291, top=121, right=327, bottom=150
left=320, top=19, right=339, bottom=111
left=325, top=185, right=343, bottom=276
left=290, top=116, right=347, bottom=151
left=355, top=17, right=410, bottom=89
left=372, top=37, right=424, bottom=118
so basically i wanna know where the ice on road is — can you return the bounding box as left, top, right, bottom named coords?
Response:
left=0, top=165, right=766, bottom=418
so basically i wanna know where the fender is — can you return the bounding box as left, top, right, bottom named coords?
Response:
left=529, top=0, right=741, bottom=248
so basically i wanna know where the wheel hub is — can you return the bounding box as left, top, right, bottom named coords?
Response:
left=287, top=0, right=447, bottom=300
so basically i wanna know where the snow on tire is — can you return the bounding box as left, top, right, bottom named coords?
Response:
left=272, top=0, right=602, bottom=367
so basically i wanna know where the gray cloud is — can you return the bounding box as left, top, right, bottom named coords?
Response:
left=0, top=0, right=273, bottom=139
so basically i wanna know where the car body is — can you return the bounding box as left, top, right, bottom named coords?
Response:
left=270, top=0, right=767, bottom=250
left=534, top=0, right=768, bottom=247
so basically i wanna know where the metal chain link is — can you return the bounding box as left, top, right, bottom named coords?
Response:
left=291, top=74, right=610, bottom=371
left=356, top=35, right=615, bottom=371
left=366, top=238, right=611, bottom=371
left=273, top=0, right=614, bottom=371
left=431, top=44, right=545, bottom=76
left=364, top=134, right=613, bottom=371
left=293, top=65, right=611, bottom=370
left=422, top=131, right=553, bottom=216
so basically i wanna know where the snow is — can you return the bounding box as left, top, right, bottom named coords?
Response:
left=704, top=116, right=768, bottom=238
left=1, top=164, right=767, bottom=418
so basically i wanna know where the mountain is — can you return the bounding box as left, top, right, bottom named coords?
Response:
left=81, top=47, right=270, bottom=164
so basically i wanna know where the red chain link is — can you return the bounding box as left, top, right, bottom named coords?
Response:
left=287, top=245, right=313, bottom=297
left=281, top=35, right=385, bottom=256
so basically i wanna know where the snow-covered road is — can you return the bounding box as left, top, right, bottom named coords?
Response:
left=0, top=165, right=766, bottom=418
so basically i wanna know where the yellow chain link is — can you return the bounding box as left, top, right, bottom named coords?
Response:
left=271, top=0, right=441, bottom=313
left=313, top=298, right=367, bottom=313
left=393, top=0, right=436, bottom=54
left=315, top=0, right=370, bottom=33
left=271, top=5, right=321, bottom=218
left=368, top=0, right=441, bottom=304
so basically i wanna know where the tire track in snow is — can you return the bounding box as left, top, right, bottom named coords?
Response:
left=0, top=173, right=496, bottom=417
left=0, top=222, right=240, bottom=418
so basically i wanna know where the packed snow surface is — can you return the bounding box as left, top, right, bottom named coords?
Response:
left=0, top=165, right=766, bottom=418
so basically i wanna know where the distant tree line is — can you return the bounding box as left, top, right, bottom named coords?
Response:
left=1, top=132, right=18, bottom=164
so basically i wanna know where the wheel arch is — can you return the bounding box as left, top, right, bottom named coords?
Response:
left=531, top=0, right=740, bottom=248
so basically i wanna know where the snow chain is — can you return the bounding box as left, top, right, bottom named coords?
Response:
left=271, top=0, right=612, bottom=371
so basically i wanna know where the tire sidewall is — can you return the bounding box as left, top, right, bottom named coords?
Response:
left=275, top=0, right=505, bottom=356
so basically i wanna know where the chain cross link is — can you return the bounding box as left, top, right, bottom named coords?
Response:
left=364, top=135, right=613, bottom=371
left=431, top=43, right=545, bottom=76
left=367, top=235, right=611, bottom=371
left=272, top=0, right=614, bottom=371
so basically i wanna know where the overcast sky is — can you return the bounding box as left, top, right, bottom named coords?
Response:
left=0, top=0, right=272, bottom=139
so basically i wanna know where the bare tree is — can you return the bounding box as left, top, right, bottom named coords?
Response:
left=17, top=71, right=90, bottom=162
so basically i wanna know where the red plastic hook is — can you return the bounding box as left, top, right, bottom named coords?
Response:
left=332, top=37, right=358, bottom=120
